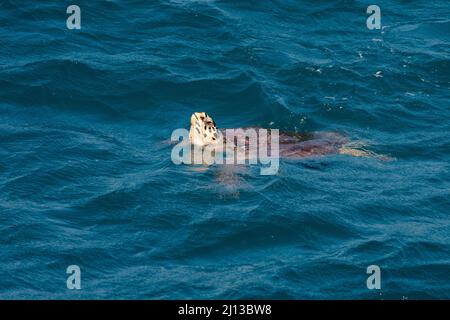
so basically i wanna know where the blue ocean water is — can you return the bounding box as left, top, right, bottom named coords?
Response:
left=1, top=0, right=449, bottom=299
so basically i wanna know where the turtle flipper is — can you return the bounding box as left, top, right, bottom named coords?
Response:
left=339, top=141, right=394, bottom=161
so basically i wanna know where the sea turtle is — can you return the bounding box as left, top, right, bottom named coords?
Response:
left=187, top=112, right=383, bottom=160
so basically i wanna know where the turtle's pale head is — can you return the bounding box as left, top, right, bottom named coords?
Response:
left=189, top=112, right=219, bottom=146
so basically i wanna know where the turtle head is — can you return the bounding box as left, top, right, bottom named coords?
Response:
left=189, top=112, right=219, bottom=146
